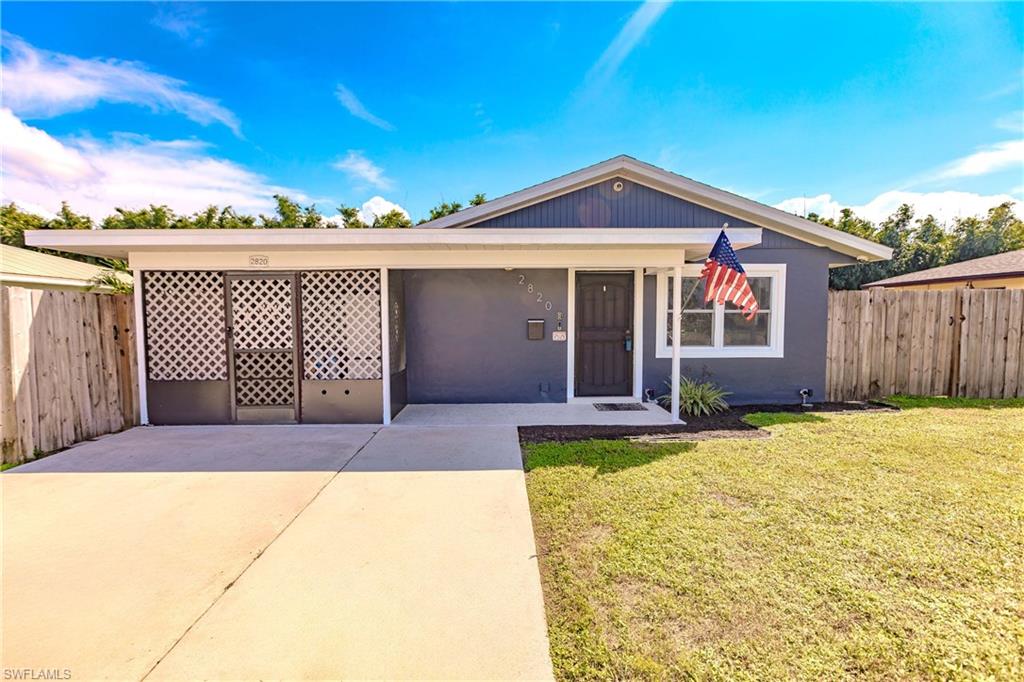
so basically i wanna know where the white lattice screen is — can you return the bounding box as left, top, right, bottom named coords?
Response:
left=229, top=277, right=294, bottom=350
left=143, top=271, right=227, bottom=381
left=301, top=270, right=382, bottom=380
left=229, top=276, right=296, bottom=407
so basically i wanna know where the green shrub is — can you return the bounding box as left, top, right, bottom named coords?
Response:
left=657, top=377, right=730, bottom=416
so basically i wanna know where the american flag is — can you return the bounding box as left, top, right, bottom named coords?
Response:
left=701, top=230, right=759, bottom=320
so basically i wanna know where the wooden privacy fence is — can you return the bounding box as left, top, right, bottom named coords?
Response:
left=1, top=286, right=139, bottom=465
left=827, top=288, right=1024, bottom=401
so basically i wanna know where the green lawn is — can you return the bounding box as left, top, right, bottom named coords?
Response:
left=524, top=403, right=1024, bottom=680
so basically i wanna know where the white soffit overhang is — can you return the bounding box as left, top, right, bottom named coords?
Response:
left=416, top=155, right=892, bottom=263
left=24, top=227, right=761, bottom=260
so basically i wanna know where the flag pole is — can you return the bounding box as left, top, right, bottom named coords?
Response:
left=670, top=223, right=727, bottom=423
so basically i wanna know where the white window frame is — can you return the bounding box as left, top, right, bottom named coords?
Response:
left=655, top=263, right=786, bottom=359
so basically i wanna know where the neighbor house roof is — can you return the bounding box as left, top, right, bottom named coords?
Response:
left=863, top=249, right=1024, bottom=288
left=415, top=155, right=892, bottom=262
left=0, top=243, right=129, bottom=290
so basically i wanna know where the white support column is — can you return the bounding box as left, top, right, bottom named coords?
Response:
left=670, top=265, right=682, bottom=423
left=379, top=268, right=391, bottom=425
left=565, top=268, right=575, bottom=401
left=132, top=268, right=149, bottom=425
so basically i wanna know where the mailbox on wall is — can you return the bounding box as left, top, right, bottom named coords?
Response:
left=527, top=319, right=545, bottom=340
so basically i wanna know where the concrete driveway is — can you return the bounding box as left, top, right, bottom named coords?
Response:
left=2, top=425, right=552, bottom=680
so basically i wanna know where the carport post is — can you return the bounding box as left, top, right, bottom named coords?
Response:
left=380, top=267, right=390, bottom=425
left=133, top=268, right=149, bottom=425
left=670, top=265, right=682, bottom=423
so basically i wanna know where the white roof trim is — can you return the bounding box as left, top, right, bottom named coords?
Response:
left=24, top=227, right=762, bottom=260
left=0, top=273, right=105, bottom=290
left=416, top=155, right=892, bottom=262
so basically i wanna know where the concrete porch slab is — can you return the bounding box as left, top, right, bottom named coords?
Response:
left=392, top=401, right=675, bottom=426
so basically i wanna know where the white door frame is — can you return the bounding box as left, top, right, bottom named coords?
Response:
left=566, top=267, right=644, bottom=403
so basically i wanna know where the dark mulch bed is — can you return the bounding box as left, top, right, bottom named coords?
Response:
left=517, top=401, right=895, bottom=444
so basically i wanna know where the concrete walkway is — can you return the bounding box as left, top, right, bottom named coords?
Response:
left=2, top=425, right=553, bottom=681
left=394, top=401, right=674, bottom=426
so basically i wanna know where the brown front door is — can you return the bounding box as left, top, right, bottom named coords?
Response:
left=575, top=272, right=634, bottom=397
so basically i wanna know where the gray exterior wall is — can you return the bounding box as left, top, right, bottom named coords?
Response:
left=403, top=269, right=568, bottom=403
left=642, top=229, right=844, bottom=405
left=388, top=269, right=408, bottom=418
left=469, top=177, right=754, bottom=228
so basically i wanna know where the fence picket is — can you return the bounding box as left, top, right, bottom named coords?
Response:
left=1, top=286, right=139, bottom=465
left=827, top=288, right=1024, bottom=401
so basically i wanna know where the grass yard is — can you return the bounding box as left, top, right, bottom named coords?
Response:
left=524, top=402, right=1024, bottom=680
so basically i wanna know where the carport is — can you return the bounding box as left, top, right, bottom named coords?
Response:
left=26, top=225, right=759, bottom=426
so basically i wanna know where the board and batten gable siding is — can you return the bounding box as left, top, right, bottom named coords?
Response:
left=643, top=229, right=852, bottom=405
left=467, top=178, right=756, bottom=228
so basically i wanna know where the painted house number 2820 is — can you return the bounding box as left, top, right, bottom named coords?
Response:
left=518, top=274, right=553, bottom=311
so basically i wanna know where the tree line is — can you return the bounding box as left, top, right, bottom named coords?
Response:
left=0, top=192, right=490, bottom=247
left=810, top=202, right=1022, bottom=289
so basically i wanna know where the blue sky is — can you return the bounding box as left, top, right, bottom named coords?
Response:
left=2, top=1, right=1022, bottom=225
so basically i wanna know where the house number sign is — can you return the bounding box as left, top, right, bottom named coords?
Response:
left=249, top=255, right=270, bottom=267
left=517, top=273, right=554, bottom=311
left=515, top=272, right=566, bottom=341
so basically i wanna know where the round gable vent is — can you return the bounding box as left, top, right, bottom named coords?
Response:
left=612, top=181, right=624, bottom=192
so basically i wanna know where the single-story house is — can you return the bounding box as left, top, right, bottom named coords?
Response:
left=26, top=155, right=891, bottom=425
left=863, top=249, right=1024, bottom=291
left=0, top=243, right=131, bottom=292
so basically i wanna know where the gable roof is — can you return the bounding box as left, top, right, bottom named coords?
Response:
left=417, top=155, right=892, bottom=262
left=863, top=249, right=1024, bottom=288
left=0, top=244, right=130, bottom=290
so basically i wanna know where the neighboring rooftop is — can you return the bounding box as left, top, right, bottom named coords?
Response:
left=0, top=243, right=130, bottom=290
left=863, top=249, right=1024, bottom=288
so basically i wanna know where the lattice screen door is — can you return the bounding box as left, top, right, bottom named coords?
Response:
left=226, top=273, right=300, bottom=422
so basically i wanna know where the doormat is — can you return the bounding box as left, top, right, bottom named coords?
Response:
left=593, top=402, right=648, bottom=411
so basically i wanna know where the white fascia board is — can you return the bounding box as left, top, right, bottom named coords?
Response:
left=417, top=155, right=892, bottom=263
left=0, top=274, right=94, bottom=289
left=25, top=227, right=761, bottom=260
left=127, top=246, right=718, bottom=271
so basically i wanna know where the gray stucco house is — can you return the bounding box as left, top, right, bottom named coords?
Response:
left=28, top=155, right=891, bottom=425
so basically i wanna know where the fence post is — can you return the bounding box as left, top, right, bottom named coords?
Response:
left=947, top=289, right=963, bottom=397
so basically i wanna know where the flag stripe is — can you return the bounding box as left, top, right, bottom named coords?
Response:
left=699, top=230, right=761, bottom=321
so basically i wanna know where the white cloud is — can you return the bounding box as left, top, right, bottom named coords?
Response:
left=585, top=1, right=670, bottom=88
left=0, top=32, right=239, bottom=135
left=994, top=110, right=1023, bottom=133
left=934, top=139, right=1024, bottom=180
left=775, top=189, right=1020, bottom=225
left=334, top=84, right=394, bottom=131
left=332, top=150, right=394, bottom=190
left=0, top=108, right=304, bottom=220
left=357, top=196, right=409, bottom=224
left=151, top=3, right=209, bottom=45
